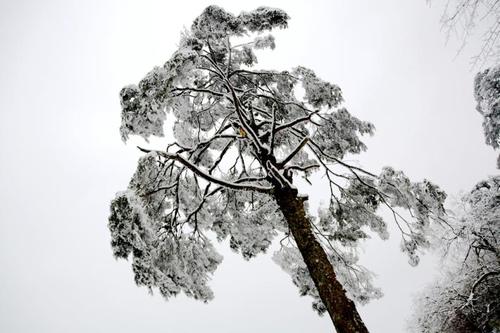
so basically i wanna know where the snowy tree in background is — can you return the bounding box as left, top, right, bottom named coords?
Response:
left=410, top=66, right=500, bottom=332
left=430, top=0, right=500, bottom=67
left=108, top=6, right=446, bottom=332
left=409, top=176, right=500, bottom=332
left=475, top=64, right=500, bottom=168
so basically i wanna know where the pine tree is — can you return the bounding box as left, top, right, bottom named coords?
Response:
left=109, top=6, right=446, bottom=332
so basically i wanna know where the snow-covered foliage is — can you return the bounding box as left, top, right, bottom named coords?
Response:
left=109, top=5, right=446, bottom=314
left=312, top=108, right=374, bottom=159
left=409, top=176, right=500, bottom=332
left=474, top=65, right=500, bottom=167
left=378, top=167, right=447, bottom=266
left=211, top=190, right=286, bottom=259
left=109, top=189, right=222, bottom=301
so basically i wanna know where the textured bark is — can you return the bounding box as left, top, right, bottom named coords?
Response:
left=274, top=187, right=369, bottom=333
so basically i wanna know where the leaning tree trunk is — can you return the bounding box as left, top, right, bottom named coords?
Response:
left=274, top=186, right=369, bottom=333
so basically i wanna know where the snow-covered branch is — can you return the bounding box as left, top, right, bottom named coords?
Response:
left=277, top=137, right=309, bottom=168
left=138, top=147, right=273, bottom=193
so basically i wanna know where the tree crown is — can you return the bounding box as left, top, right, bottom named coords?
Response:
left=109, top=5, right=446, bottom=312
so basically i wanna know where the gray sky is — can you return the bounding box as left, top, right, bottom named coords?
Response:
left=0, top=0, right=497, bottom=332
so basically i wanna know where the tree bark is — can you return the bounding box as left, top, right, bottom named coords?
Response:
left=274, top=187, right=369, bottom=333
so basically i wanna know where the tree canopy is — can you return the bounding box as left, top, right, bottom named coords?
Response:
left=108, top=6, right=447, bottom=330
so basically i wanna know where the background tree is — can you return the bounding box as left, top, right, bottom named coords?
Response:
left=430, top=0, right=500, bottom=67
left=109, top=6, right=446, bottom=333
left=409, top=176, right=500, bottom=332
left=475, top=64, right=500, bottom=168
left=409, top=64, right=500, bottom=332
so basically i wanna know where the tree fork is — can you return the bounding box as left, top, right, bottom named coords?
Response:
left=274, top=187, right=369, bottom=333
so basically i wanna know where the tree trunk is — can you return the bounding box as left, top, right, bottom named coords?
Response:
left=274, top=187, right=369, bottom=333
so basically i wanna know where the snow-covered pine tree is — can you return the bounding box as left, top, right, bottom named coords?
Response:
left=409, top=176, right=500, bottom=332
left=409, top=65, right=500, bottom=333
left=108, top=6, right=446, bottom=332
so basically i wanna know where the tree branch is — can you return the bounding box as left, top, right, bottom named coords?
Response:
left=138, top=147, right=273, bottom=194
left=278, top=137, right=309, bottom=168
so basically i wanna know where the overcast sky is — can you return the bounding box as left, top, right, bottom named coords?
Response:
left=0, top=0, right=497, bottom=332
